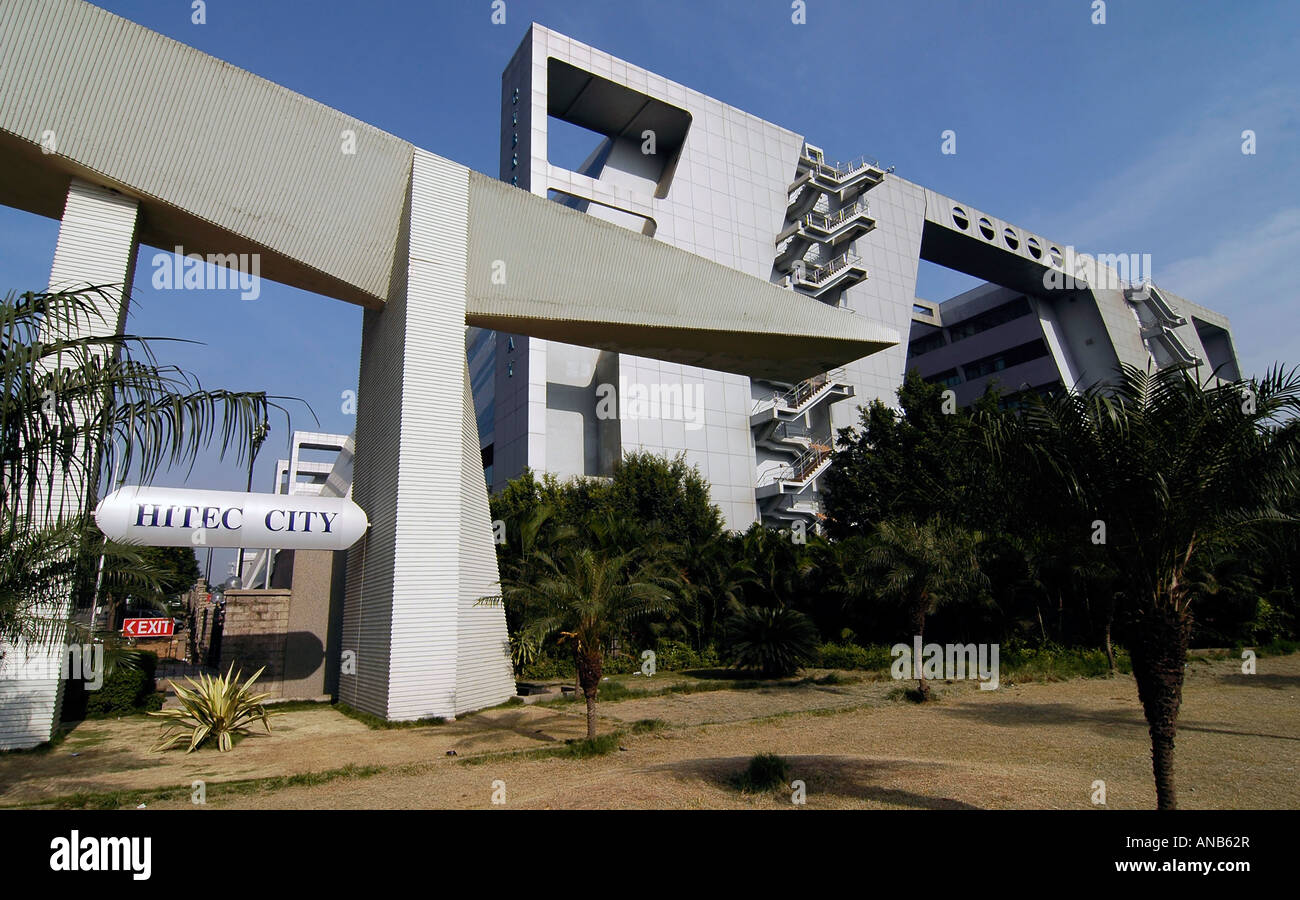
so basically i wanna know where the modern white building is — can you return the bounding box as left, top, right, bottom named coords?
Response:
left=472, top=26, right=1241, bottom=528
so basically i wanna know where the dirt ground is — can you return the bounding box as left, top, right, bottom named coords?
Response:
left=2, top=653, right=1296, bottom=810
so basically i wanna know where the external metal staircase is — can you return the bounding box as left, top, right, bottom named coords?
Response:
left=756, top=436, right=835, bottom=497
left=775, top=201, right=876, bottom=268
left=755, top=142, right=887, bottom=529
left=788, top=147, right=886, bottom=205
left=751, top=369, right=853, bottom=424
left=1123, top=282, right=1201, bottom=368
left=780, top=251, right=869, bottom=298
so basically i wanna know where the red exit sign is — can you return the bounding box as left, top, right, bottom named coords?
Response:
left=123, top=618, right=175, bottom=638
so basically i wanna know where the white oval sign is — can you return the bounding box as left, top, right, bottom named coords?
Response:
left=95, top=486, right=368, bottom=550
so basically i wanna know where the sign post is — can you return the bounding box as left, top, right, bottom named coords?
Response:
left=122, top=618, right=175, bottom=639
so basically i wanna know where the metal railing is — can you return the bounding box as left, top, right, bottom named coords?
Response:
left=803, top=200, right=869, bottom=233
left=796, top=252, right=864, bottom=285
left=774, top=437, right=834, bottom=484
left=801, top=150, right=885, bottom=181
left=763, top=368, right=847, bottom=411
left=773, top=421, right=812, bottom=442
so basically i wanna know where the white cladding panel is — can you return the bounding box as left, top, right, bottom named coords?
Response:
left=0, top=180, right=138, bottom=749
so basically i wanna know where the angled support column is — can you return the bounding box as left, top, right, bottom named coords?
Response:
left=0, top=179, right=139, bottom=749
left=340, top=151, right=514, bottom=721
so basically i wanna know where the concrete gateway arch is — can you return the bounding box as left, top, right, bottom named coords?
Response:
left=0, top=0, right=896, bottom=739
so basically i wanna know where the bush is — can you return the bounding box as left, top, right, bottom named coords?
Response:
left=82, top=651, right=160, bottom=718
left=1250, top=597, right=1295, bottom=645
left=732, top=753, right=790, bottom=793
left=726, top=607, right=819, bottom=677
left=654, top=639, right=719, bottom=672
left=518, top=653, right=576, bottom=681
left=1000, top=643, right=1130, bottom=681
left=518, top=640, right=721, bottom=680
left=815, top=642, right=892, bottom=671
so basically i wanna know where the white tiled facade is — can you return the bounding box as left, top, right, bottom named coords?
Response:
left=475, top=25, right=909, bottom=529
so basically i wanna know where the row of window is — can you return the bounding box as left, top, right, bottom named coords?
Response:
left=922, top=338, right=1050, bottom=387
left=948, top=296, right=1032, bottom=343
left=963, top=339, right=1050, bottom=380
left=909, top=296, right=1033, bottom=358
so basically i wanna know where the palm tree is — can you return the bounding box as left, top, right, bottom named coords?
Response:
left=680, top=534, right=756, bottom=650
left=1, top=285, right=285, bottom=650
left=740, top=523, right=816, bottom=608
left=499, top=544, right=678, bottom=739
left=984, top=363, right=1300, bottom=809
left=865, top=517, right=986, bottom=701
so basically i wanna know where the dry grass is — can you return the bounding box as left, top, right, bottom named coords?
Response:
left=3, top=652, right=1296, bottom=810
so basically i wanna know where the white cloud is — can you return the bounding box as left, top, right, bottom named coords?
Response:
left=1159, top=207, right=1300, bottom=378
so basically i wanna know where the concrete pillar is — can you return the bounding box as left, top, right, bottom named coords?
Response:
left=0, top=179, right=139, bottom=749
left=340, top=151, right=514, bottom=721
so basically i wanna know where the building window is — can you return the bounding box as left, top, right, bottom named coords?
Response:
left=924, top=368, right=962, bottom=388
left=507, top=361, right=514, bottom=377
left=909, top=330, right=947, bottom=357
left=962, top=339, right=1049, bottom=380
left=946, top=296, right=1031, bottom=343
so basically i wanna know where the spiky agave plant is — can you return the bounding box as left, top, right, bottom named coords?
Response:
left=149, top=664, right=274, bottom=752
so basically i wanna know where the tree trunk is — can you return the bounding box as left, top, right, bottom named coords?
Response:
left=575, top=644, right=603, bottom=741
left=1126, top=602, right=1190, bottom=810
left=1103, top=594, right=1117, bottom=676
left=910, top=600, right=929, bottom=702
left=584, top=691, right=597, bottom=740
left=1103, top=618, right=1116, bottom=676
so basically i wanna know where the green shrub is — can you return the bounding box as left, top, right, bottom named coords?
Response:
left=631, top=718, right=667, bottom=733
left=654, top=639, right=719, bottom=671
left=1250, top=598, right=1295, bottom=645
left=1252, top=638, right=1300, bottom=657
left=732, top=752, right=790, bottom=793
left=602, top=653, right=640, bottom=676
left=557, top=733, right=622, bottom=758
left=84, top=651, right=160, bottom=718
left=1000, top=644, right=1130, bottom=681
left=887, top=685, right=931, bottom=703
left=815, top=642, right=892, bottom=671
left=726, top=608, right=819, bottom=677
left=518, top=653, right=576, bottom=681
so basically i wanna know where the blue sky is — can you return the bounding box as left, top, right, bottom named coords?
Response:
left=2, top=0, right=1296, bottom=579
